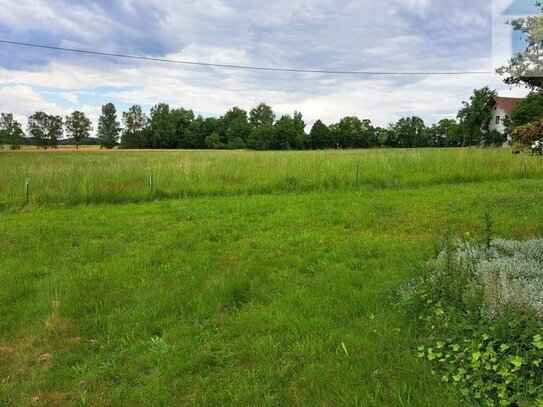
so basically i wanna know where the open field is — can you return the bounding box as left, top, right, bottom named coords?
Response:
left=1, top=149, right=543, bottom=406
left=0, top=148, right=541, bottom=210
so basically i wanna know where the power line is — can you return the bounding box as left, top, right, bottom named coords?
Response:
left=0, top=39, right=495, bottom=76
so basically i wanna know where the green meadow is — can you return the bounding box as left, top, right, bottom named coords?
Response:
left=1, top=148, right=542, bottom=406
left=0, top=148, right=541, bottom=209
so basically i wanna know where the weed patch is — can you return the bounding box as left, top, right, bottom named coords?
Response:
left=406, top=236, right=543, bottom=406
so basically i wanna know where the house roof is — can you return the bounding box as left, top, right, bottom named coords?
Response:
left=503, top=0, right=541, bottom=16
left=493, top=96, right=524, bottom=116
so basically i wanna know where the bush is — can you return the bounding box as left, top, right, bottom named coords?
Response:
left=405, top=236, right=543, bottom=406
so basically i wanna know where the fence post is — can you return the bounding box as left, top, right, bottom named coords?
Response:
left=24, top=177, right=30, bottom=205
left=149, top=170, right=155, bottom=198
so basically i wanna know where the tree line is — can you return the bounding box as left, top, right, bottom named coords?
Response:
left=0, top=94, right=512, bottom=151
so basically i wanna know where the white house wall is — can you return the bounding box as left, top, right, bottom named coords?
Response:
left=489, top=104, right=507, bottom=134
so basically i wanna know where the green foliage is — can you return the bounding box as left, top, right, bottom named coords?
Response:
left=505, top=91, right=543, bottom=153
left=226, top=136, right=246, bottom=150
left=6, top=95, right=517, bottom=151
left=292, top=111, right=307, bottom=149
left=428, top=119, right=461, bottom=147
left=225, top=117, right=251, bottom=148
left=510, top=92, right=543, bottom=128
left=121, top=105, right=149, bottom=149
left=408, top=231, right=543, bottom=406
left=27, top=111, right=63, bottom=150
left=309, top=119, right=332, bottom=149
left=274, top=114, right=305, bottom=150
left=511, top=119, right=543, bottom=147
left=331, top=116, right=376, bottom=148
left=0, top=113, right=24, bottom=150
left=457, top=87, right=498, bottom=146
left=220, top=106, right=250, bottom=147
left=247, top=124, right=274, bottom=150
left=416, top=310, right=543, bottom=406
left=97, top=103, right=121, bottom=149
left=172, top=107, right=197, bottom=148
left=249, top=103, right=275, bottom=127
left=387, top=116, right=428, bottom=148
left=204, top=132, right=222, bottom=149
left=149, top=103, right=176, bottom=148
left=484, top=130, right=508, bottom=147
left=65, top=111, right=92, bottom=149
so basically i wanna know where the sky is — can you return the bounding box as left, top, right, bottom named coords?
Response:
left=0, top=0, right=533, bottom=130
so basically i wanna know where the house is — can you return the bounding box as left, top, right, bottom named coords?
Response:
left=488, top=96, right=523, bottom=137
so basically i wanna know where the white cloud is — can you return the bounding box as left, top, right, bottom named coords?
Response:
left=0, top=85, right=69, bottom=129
left=0, top=85, right=64, bottom=116
left=59, top=92, right=79, bottom=104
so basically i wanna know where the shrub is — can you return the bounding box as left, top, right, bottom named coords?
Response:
left=405, top=237, right=543, bottom=406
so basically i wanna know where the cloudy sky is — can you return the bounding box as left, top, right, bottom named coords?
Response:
left=0, top=0, right=532, bottom=129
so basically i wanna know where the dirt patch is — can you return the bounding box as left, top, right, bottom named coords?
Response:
left=0, top=345, right=16, bottom=362
left=30, top=391, right=75, bottom=406
left=0, top=345, right=16, bottom=354
left=38, top=353, right=53, bottom=363
left=45, top=316, right=71, bottom=331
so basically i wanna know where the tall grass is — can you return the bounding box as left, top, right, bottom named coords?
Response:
left=0, top=148, right=541, bottom=209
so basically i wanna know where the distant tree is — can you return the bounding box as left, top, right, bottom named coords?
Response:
left=457, top=87, right=497, bottom=146
left=309, top=120, right=331, bottom=149
left=97, top=103, right=120, bottom=149
left=247, top=124, right=274, bottom=150
left=374, top=127, right=389, bottom=147
left=332, top=116, right=375, bottom=148
left=496, top=5, right=543, bottom=90
left=387, top=117, right=427, bottom=148
left=194, top=117, right=220, bottom=149
left=149, top=103, right=176, bottom=148
left=65, top=111, right=92, bottom=149
left=122, top=105, right=149, bottom=148
left=0, top=113, right=24, bottom=150
left=292, top=111, right=308, bottom=149
left=227, top=136, right=246, bottom=150
left=221, top=107, right=251, bottom=146
left=225, top=118, right=251, bottom=148
left=172, top=108, right=196, bottom=148
left=428, top=119, right=460, bottom=147
left=189, top=116, right=205, bottom=149
left=27, top=112, right=63, bottom=150
left=274, top=115, right=299, bottom=150
left=361, top=119, right=379, bottom=147
left=205, top=132, right=222, bottom=149
left=249, top=103, right=275, bottom=127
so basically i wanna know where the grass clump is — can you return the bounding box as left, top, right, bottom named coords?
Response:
left=406, top=235, right=543, bottom=406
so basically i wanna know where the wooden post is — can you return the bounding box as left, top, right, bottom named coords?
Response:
left=149, top=170, right=155, bottom=198
left=24, top=177, right=30, bottom=205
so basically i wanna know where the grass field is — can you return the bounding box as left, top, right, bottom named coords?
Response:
left=1, top=148, right=542, bottom=406
left=0, top=148, right=542, bottom=210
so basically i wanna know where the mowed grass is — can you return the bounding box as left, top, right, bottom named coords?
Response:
left=0, top=148, right=541, bottom=209
left=1, top=149, right=543, bottom=406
